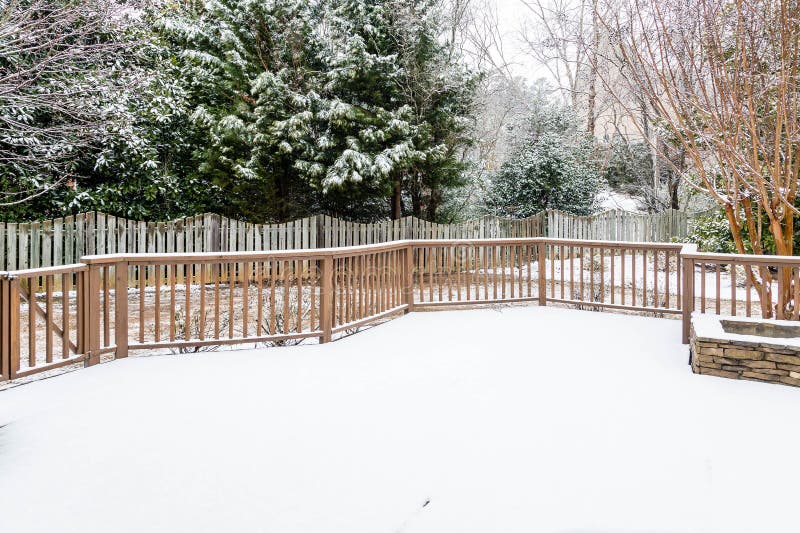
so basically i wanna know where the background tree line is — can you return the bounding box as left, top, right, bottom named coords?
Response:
left=3, top=0, right=796, bottom=277
left=0, top=0, right=619, bottom=224
left=1, top=0, right=481, bottom=222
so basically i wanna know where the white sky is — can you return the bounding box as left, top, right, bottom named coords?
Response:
left=483, top=0, right=553, bottom=82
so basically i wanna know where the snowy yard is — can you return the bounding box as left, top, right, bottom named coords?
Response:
left=2, top=306, right=800, bottom=532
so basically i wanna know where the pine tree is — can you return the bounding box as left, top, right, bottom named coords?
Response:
left=158, top=0, right=478, bottom=222
left=161, top=0, right=327, bottom=221
left=320, top=0, right=477, bottom=220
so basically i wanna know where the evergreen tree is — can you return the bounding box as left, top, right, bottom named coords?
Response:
left=161, top=0, right=327, bottom=221
left=487, top=102, right=604, bottom=217
left=321, top=0, right=478, bottom=220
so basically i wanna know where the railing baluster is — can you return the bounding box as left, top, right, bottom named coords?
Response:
left=500, top=246, right=506, bottom=300
left=560, top=245, right=565, bottom=299
left=28, top=279, right=35, bottom=367
left=187, top=261, right=194, bottom=341
left=777, top=265, right=785, bottom=320
left=215, top=262, right=221, bottom=339
left=154, top=264, right=161, bottom=342
left=138, top=265, right=145, bottom=343
left=793, top=266, right=800, bottom=321
left=579, top=246, right=585, bottom=302
left=745, top=266, right=752, bottom=317
left=730, top=263, right=737, bottom=316
left=653, top=250, right=658, bottom=308
left=550, top=244, right=555, bottom=299
left=600, top=247, right=605, bottom=304
left=642, top=249, right=647, bottom=307
left=620, top=248, right=625, bottom=306
left=569, top=246, right=574, bottom=300
left=257, top=261, right=264, bottom=334
left=665, top=251, right=670, bottom=308
left=227, top=261, right=234, bottom=339
left=201, top=262, right=208, bottom=339
left=700, top=261, right=706, bottom=312
left=45, top=275, right=53, bottom=363
left=62, top=273, right=70, bottom=359
left=610, top=249, right=615, bottom=305
left=269, top=259, right=277, bottom=336
left=589, top=246, right=595, bottom=302
left=283, top=260, right=290, bottom=335
left=631, top=249, right=636, bottom=307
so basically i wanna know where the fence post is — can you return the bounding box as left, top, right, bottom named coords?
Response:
left=537, top=241, right=547, bottom=306
left=115, top=261, right=129, bottom=358
left=320, top=256, right=333, bottom=343
left=681, top=251, right=695, bottom=344
left=86, top=264, right=102, bottom=366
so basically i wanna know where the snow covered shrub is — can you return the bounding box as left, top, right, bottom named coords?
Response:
left=686, top=209, right=738, bottom=254
left=485, top=101, right=604, bottom=217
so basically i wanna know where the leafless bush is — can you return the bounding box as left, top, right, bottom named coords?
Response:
left=0, top=0, right=137, bottom=204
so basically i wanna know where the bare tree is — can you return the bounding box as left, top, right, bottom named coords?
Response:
left=0, top=0, right=134, bottom=206
left=519, top=0, right=601, bottom=133
left=599, top=0, right=800, bottom=317
left=460, top=0, right=517, bottom=79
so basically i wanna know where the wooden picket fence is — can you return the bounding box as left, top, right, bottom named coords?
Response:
left=0, top=209, right=696, bottom=274
left=546, top=209, right=691, bottom=242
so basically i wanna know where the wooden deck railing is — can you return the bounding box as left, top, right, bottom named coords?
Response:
left=2, top=238, right=798, bottom=382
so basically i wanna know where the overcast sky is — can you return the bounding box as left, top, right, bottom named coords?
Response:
left=479, top=0, right=554, bottom=83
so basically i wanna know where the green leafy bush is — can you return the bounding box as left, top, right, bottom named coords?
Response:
left=686, top=209, right=739, bottom=253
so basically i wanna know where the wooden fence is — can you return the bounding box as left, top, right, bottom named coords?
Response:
left=3, top=236, right=798, bottom=383
left=0, top=209, right=697, bottom=273
left=546, top=209, right=691, bottom=242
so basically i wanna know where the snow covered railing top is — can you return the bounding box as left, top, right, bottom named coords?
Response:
left=1, top=238, right=798, bottom=384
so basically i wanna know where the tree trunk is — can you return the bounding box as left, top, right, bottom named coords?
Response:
left=390, top=178, right=402, bottom=220
left=276, top=170, right=289, bottom=222
left=586, top=0, right=599, bottom=136
left=426, top=184, right=440, bottom=221
left=411, top=189, right=422, bottom=218
left=669, top=179, right=679, bottom=210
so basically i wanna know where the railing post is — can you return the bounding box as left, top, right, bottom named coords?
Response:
left=86, top=264, right=102, bottom=366
left=115, top=261, right=129, bottom=358
left=5, top=276, right=21, bottom=378
left=0, top=275, right=12, bottom=380
left=681, top=249, right=695, bottom=344
left=537, top=241, right=547, bottom=306
left=403, top=244, right=414, bottom=313
left=320, top=256, right=333, bottom=343
left=76, top=268, right=85, bottom=355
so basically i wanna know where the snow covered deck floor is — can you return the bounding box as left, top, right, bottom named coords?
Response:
left=1, top=306, right=799, bottom=532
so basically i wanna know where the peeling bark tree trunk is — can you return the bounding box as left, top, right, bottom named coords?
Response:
left=598, top=0, right=800, bottom=319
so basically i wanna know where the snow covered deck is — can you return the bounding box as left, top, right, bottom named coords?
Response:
left=1, top=306, right=799, bottom=532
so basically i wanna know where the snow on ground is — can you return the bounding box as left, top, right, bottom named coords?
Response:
left=2, top=306, right=800, bottom=532
left=596, top=190, right=643, bottom=212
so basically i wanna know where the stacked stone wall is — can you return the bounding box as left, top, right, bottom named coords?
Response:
left=691, top=327, right=800, bottom=387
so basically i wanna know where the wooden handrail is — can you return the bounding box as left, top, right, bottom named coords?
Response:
left=4, top=238, right=800, bottom=382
